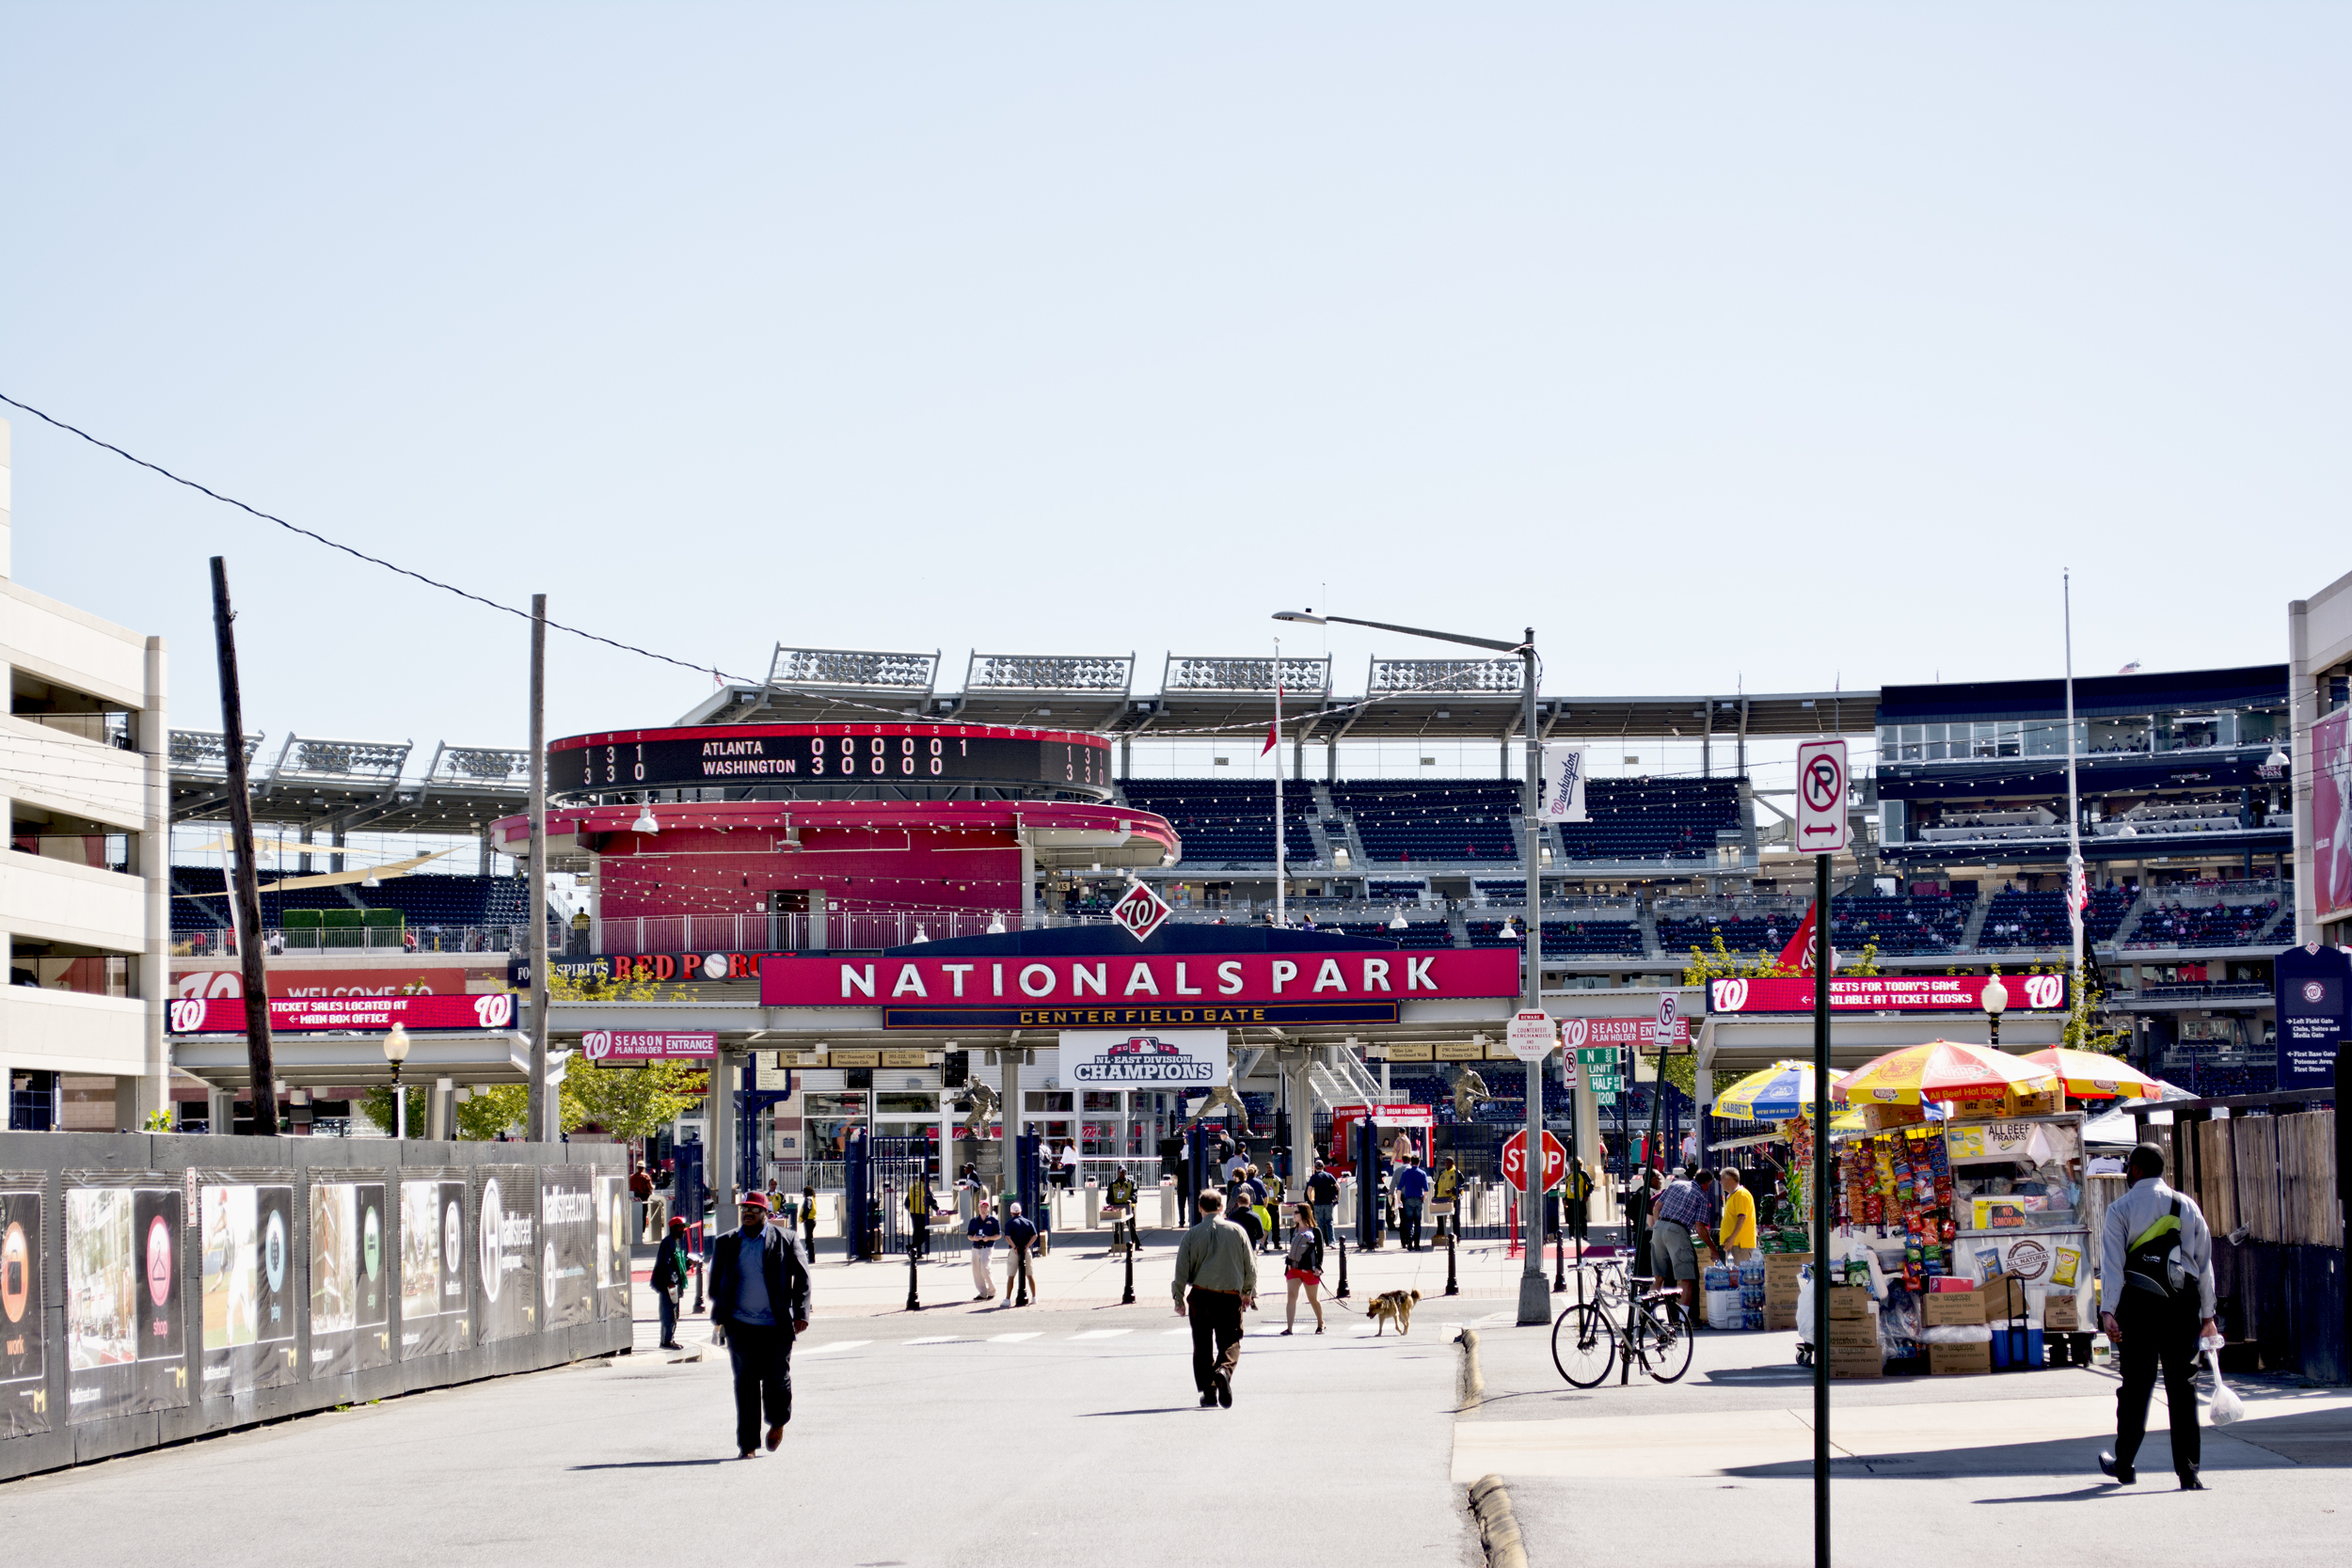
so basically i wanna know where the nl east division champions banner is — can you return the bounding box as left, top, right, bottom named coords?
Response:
left=1, top=1178, right=46, bottom=1436
left=199, top=1177, right=298, bottom=1398
left=308, top=1180, right=390, bottom=1378
left=538, top=1169, right=597, bottom=1333
left=1057, top=1030, right=1229, bottom=1088
left=397, top=1177, right=469, bottom=1357
left=475, top=1168, right=538, bottom=1344
left=63, top=1176, right=188, bottom=1422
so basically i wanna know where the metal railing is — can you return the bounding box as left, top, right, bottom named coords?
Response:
left=172, top=924, right=525, bottom=956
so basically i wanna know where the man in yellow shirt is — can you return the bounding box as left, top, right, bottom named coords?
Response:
left=1714, top=1168, right=1758, bottom=1266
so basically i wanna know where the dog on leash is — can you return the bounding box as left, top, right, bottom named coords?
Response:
left=1365, top=1289, right=1421, bottom=1337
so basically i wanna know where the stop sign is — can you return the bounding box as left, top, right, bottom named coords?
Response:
left=1500, top=1129, right=1567, bottom=1194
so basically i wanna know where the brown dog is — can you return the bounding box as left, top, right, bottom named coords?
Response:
left=1366, top=1288, right=1421, bottom=1337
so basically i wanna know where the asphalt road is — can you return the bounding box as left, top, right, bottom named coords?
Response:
left=0, top=1263, right=1495, bottom=1568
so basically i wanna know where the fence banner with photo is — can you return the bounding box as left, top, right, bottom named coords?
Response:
left=397, top=1174, right=470, bottom=1358
left=307, top=1179, right=390, bottom=1378
left=474, top=1167, right=538, bottom=1343
left=1, top=1177, right=46, bottom=1436
left=538, top=1167, right=597, bottom=1333
left=64, top=1174, right=188, bottom=1422
left=197, top=1173, right=299, bottom=1399
left=594, top=1174, right=631, bottom=1320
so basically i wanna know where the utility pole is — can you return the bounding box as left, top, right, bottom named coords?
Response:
left=1517, top=628, right=1548, bottom=1327
left=209, top=558, right=277, bottom=1136
left=526, top=594, right=551, bottom=1143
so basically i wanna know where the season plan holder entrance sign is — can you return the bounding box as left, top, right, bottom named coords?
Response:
left=761, top=947, right=1519, bottom=1029
left=1708, top=974, right=2067, bottom=1015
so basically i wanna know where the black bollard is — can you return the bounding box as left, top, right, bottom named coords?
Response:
left=1553, top=1222, right=1567, bottom=1294
left=1444, top=1228, right=1459, bottom=1297
left=1334, top=1234, right=1350, bottom=1301
left=1121, top=1237, right=1136, bottom=1306
left=906, top=1237, right=922, bottom=1312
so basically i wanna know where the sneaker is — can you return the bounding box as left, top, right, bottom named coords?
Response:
left=2178, top=1470, right=2204, bottom=1491
left=1199, top=1391, right=1216, bottom=1408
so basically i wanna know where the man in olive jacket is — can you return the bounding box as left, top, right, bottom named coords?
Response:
left=707, top=1192, right=812, bottom=1458
left=1172, top=1189, right=1258, bottom=1408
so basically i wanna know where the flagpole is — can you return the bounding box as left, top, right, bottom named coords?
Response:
left=1273, top=638, right=1286, bottom=930
left=2064, top=572, right=2085, bottom=990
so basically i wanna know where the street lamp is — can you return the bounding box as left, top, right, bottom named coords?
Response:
left=383, top=1022, right=412, bottom=1138
left=1981, top=974, right=2008, bottom=1049
left=1273, top=608, right=1555, bottom=1327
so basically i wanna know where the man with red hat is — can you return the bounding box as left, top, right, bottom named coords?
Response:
left=651, top=1212, right=694, bottom=1350
left=707, top=1191, right=811, bottom=1459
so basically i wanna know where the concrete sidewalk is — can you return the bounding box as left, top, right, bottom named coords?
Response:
left=1457, top=1318, right=2352, bottom=1567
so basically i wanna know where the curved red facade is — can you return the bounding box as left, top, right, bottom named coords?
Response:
left=490, top=800, right=1176, bottom=921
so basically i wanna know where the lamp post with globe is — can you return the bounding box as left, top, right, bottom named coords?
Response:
left=1981, top=975, right=2008, bottom=1050
left=383, top=1022, right=412, bottom=1138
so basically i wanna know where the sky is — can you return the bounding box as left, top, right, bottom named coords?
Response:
left=5, top=3, right=2346, bottom=773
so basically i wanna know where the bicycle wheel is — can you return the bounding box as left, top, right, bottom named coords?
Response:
left=1642, top=1305, right=1694, bottom=1384
left=1551, top=1302, right=1617, bottom=1388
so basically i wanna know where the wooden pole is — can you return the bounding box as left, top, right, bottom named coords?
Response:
left=209, top=557, right=278, bottom=1136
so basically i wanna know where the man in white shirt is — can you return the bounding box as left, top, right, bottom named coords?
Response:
left=2097, top=1144, right=2219, bottom=1491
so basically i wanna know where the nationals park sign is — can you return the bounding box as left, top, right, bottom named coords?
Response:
left=760, top=948, right=1519, bottom=1030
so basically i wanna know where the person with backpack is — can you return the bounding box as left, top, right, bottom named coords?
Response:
left=2098, top=1143, right=2219, bottom=1491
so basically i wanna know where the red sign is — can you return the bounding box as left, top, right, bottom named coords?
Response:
left=580, top=1030, right=715, bottom=1064
left=167, top=993, right=519, bottom=1034
left=759, top=948, right=1520, bottom=1008
left=1330, top=1103, right=1436, bottom=1127
left=1501, top=1130, right=1567, bottom=1195
left=2314, top=709, right=2352, bottom=922
left=1706, top=973, right=2068, bottom=1015
left=171, top=965, right=490, bottom=1000
left=1110, top=882, right=1172, bottom=942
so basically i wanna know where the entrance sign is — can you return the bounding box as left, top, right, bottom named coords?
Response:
left=580, top=1030, right=716, bottom=1064
left=2274, top=942, right=2352, bottom=1091
left=1708, top=974, right=2064, bottom=1015
left=1505, top=1010, right=1556, bottom=1062
left=1109, top=882, right=1173, bottom=943
left=1795, top=739, right=1851, bottom=853
left=1058, top=1029, right=1228, bottom=1088
left=1501, top=1129, right=1567, bottom=1194
left=1538, top=746, right=1589, bottom=822
left=1560, top=1016, right=1692, bottom=1050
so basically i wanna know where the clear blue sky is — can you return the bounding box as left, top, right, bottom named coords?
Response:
left=5, top=4, right=2344, bottom=757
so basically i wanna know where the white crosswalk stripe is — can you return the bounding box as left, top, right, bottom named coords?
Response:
left=1072, top=1328, right=1131, bottom=1339
left=989, top=1332, right=1041, bottom=1343
left=801, top=1339, right=871, bottom=1355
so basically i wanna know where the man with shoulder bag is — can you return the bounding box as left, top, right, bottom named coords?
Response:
left=2098, top=1143, right=2219, bottom=1491
left=650, top=1212, right=692, bottom=1350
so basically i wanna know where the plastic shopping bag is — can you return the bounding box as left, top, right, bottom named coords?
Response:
left=2205, top=1349, right=2244, bottom=1427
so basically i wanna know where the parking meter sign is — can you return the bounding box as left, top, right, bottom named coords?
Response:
left=1795, top=738, right=1851, bottom=854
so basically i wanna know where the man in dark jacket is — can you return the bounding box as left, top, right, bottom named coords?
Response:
left=1004, top=1201, right=1041, bottom=1305
left=651, top=1213, right=693, bottom=1349
left=707, top=1192, right=811, bottom=1458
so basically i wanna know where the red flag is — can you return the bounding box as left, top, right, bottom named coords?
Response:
left=1777, top=901, right=1835, bottom=974
left=1262, top=683, right=1283, bottom=755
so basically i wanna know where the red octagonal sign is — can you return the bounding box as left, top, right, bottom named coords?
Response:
left=1501, top=1129, right=1567, bottom=1194
left=1110, top=881, right=1172, bottom=942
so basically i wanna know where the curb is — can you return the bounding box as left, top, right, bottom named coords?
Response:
left=1467, top=1473, right=1527, bottom=1568
left=1455, top=1326, right=1486, bottom=1412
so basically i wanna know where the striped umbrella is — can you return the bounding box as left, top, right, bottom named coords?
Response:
left=1712, top=1059, right=1843, bottom=1122
left=2019, top=1048, right=2163, bottom=1101
left=1834, top=1040, right=2059, bottom=1106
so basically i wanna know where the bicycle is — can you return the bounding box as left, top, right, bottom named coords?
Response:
left=1551, top=1266, right=1694, bottom=1387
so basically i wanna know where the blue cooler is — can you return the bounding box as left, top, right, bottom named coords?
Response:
left=1990, top=1326, right=2043, bottom=1370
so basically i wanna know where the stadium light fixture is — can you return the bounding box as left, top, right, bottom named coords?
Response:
left=1389, top=907, right=1408, bottom=929
left=987, top=912, right=1007, bottom=935
left=361, top=867, right=381, bottom=889
left=631, top=803, right=660, bottom=836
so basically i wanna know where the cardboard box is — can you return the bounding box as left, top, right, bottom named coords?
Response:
left=2042, top=1294, right=2080, bottom=1331
left=1979, top=1275, right=2026, bottom=1321
left=1826, top=1315, right=1881, bottom=1349
left=1764, top=1252, right=1812, bottom=1277
left=1827, top=1286, right=1870, bottom=1321
left=1828, top=1345, right=1884, bottom=1380
left=1930, top=1342, right=1992, bottom=1376
left=1922, top=1291, right=1985, bottom=1327
left=1765, top=1288, right=1800, bottom=1310
left=1764, top=1305, right=1796, bottom=1331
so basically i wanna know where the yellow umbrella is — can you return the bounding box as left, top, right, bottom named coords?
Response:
left=2019, top=1048, right=2162, bottom=1100
left=1835, top=1040, right=2058, bottom=1106
left=1713, top=1059, right=1844, bottom=1122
